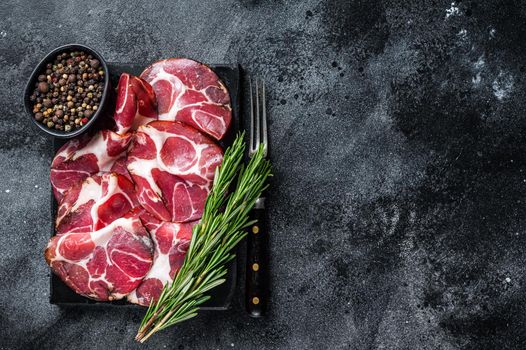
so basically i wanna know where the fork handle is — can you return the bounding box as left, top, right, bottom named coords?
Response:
left=245, top=198, right=268, bottom=317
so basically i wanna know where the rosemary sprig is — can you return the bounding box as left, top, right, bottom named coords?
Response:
left=135, top=133, right=272, bottom=342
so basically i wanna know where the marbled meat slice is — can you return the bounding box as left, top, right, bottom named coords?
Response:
left=126, top=121, right=223, bottom=223
left=140, top=58, right=232, bottom=140
left=45, top=215, right=154, bottom=301
left=56, top=173, right=139, bottom=235
left=114, top=73, right=158, bottom=134
left=128, top=213, right=194, bottom=306
left=50, top=130, right=132, bottom=202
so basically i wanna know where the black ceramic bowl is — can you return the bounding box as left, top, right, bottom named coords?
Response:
left=24, top=44, right=110, bottom=139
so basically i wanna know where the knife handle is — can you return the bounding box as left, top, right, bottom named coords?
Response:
left=245, top=198, right=268, bottom=317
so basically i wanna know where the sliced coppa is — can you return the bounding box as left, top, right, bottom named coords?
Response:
left=126, top=121, right=223, bottom=223
left=56, top=173, right=139, bottom=235
left=45, top=215, right=154, bottom=301
left=50, top=130, right=132, bottom=202
left=114, top=73, right=158, bottom=134
left=128, top=213, right=195, bottom=306
left=140, top=58, right=232, bottom=140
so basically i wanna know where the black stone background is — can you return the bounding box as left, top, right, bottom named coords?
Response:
left=1, top=1, right=526, bottom=349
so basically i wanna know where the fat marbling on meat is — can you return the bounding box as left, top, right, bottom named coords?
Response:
left=55, top=173, right=139, bottom=235
left=140, top=58, right=232, bottom=140
left=126, top=120, right=223, bottom=223
left=113, top=73, right=158, bottom=134
left=45, top=214, right=154, bottom=301
left=50, top=130, right=132, bottom=201
left=127, top=213, right=195, bottom=306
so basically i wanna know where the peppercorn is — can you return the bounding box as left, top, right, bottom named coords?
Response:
left=38, top=82, right=49, bottom=93
left=90, top=59, right=100, bottom=69
left=31, top=50, right=103, bottom=131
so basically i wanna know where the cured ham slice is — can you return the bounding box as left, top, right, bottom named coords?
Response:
left=45, top=215, right=154, bottom=301
left=45, top=57, right=236, bottom=303
left=128, top=214, right=194, bottom=306
left=140, top=58, right=232, bottom=140
left=126, top=121, right=223, bottom=223
left=114, top=73, right=158, bottom=134
left=55, top=173, right=139, bottom=235
left=50, top=130, right=132, bottom=202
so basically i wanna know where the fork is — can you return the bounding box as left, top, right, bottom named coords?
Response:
left=245, top=77, right=269, bottom=317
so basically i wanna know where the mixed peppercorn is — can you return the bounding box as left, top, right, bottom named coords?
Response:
left=29, top=50, right=105, bottom=132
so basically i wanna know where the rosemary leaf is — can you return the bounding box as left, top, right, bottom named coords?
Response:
left=136, top=133, right=271, bottom=342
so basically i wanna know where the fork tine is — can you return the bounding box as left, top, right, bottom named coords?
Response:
left=261, top=79, right=268, bottom=156
left=255, top=78, right=261, bottom=149
left=249, top=76, right=255, bottom=153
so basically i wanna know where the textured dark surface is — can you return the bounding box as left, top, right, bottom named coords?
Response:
left=1, top=1, right=526, bottom=349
